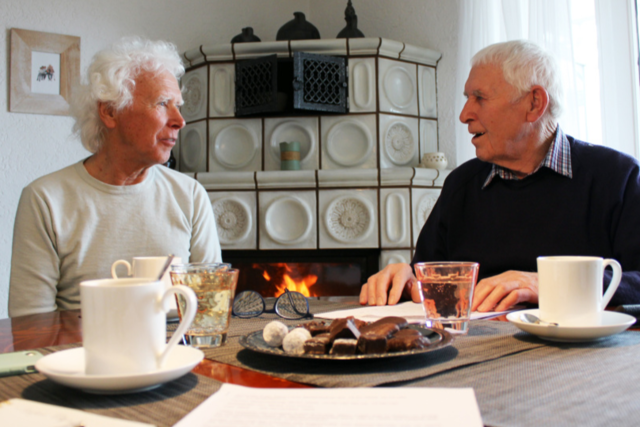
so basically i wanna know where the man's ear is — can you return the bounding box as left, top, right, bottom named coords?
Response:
left=525, top=85, right=550, bottom=123
left=98, top=102, right=118, bottom=129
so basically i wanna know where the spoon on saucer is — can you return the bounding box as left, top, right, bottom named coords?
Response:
left=520, top=313, right=559, bottom=327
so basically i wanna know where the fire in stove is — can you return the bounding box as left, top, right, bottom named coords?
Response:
left=233, top=261, right=364, bottom=298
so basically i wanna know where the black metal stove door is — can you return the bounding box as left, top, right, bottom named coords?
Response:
left=235, top=54, right=279, bottom=116
left=293, top=52, right=348, bottom=113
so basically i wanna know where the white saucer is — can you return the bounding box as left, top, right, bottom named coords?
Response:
left=35, top=346, right=204, bottom=394
left=507, top=308, right=636, bottom=342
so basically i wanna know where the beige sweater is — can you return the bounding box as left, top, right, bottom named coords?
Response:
left=9, top=160, right=221, bottom=317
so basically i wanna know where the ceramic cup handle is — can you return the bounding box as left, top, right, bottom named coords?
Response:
left=111, top=260, right=132, bottom=279
left=601, top=258, right=622, bottom=310
left=158, top=285, right=197, bottom=368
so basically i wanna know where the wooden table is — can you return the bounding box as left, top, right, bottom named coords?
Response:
left=0, top=309, right=310, bottom=389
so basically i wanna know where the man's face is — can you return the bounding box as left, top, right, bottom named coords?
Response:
left=459, top=64, right=531, bottom=165
left=110, top=70, right=185, bottom=166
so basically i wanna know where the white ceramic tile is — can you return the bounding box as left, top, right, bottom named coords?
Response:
left=380, top=250, right=412, bottom=267
left=348, top=58, right=376, bottom=113
left=259, top=191, right=317, bottom=249
left=183, top=47, right=205, bottom=67
left=209, top=64, right=235, bottom=117
left=411, top=188, right=441, bottom=245
left=380, top=188, right=411, bottom=248
left=418, top=66, right=437, bottom=118
left=378, top=39, right=404, bottom=59
left=378, top=58, right=418, bottom=116
left=379, top=115, right=419, bottom=168
left=400, top=44, right=442, bottom=66
left=208, top=191, right=257, bottom=250
left=420, top=119, right=438, bottom=157
left=264, top=117, right=319, bottom=171
left=208, top=119, right=261, bottom=172
left=347, top=37, right=381, bottom=56
left=234, top=41, right=290, bottom=60
left=319, top=189, right=378, bottom=249
left=434, top=169, right=450, bottom=188
left=317, top=169, right=378, bottom=188
left=181, top=67, right=207, bottom=123
left=291, top=39, right=348, bottom=56
left=201, top=44, right=234, bottom=62
left=380, top=167, right=413, bottom=187
left=412, top=166, right=438, bottom=187
left=198, top=171, right=256, bottom=191
left=320, top=115, right=377, bottom=170
left=256, top=170, right=316, bottom=189
left=179, top=121, right=207, bottom=173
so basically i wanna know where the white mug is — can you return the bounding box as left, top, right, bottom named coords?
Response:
left=80, top=278, right=197, bottom=375
left=112, top=256, right=182, bottom=316
left=537, top=256, right=622, bottom=326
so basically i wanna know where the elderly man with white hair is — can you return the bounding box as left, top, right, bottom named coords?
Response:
left=360, top=40, right=640, bottom=310
left=9, top=38, right=221, bottom=317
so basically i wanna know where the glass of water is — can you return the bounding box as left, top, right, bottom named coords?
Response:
left=170, top=263, right=238, bottom=348
left=414, top=262, right=479, bottom=335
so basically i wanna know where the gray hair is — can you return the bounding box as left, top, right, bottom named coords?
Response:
left=472, top=40, right=563, bottom=121
left=71, top=37, right=185, bottom=153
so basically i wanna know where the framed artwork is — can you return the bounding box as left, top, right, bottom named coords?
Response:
left=10, top=28, right=80, bottom=116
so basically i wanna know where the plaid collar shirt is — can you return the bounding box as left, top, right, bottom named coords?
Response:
left=482, top=127, right=573, bottom=189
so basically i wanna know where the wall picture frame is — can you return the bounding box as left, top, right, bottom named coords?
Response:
left=10, top=28, right=80, bottom=116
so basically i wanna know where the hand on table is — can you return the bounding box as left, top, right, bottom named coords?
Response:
left=471, top=270, right=539, bottom=312
left=359, top=263, right=421, bottom=306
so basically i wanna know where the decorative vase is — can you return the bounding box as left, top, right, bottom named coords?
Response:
left=337, top=0, right=365, bottom=38
left=276, top=12, right=321, bottom=41
left=280, top=141, right=301, bottom=170
left=420, top=152, right=448, bottom=170
left=231, top=27, right=261, bottom=43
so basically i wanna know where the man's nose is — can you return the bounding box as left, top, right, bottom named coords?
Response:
left=459, top=99, right=473, bottom=124
left=171, top=106, right=186, bottom=129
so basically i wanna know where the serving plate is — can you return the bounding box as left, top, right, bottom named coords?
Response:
left=238, top=325, right=453, bottom=360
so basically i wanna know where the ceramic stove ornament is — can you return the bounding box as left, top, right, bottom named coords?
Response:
left=231, top=27, right=261, bottom=43
left=420, top=152, right=448, bottom=170
left=337, top=0, right=365, bottom=38
left=276, top=12, right=320, bottom=40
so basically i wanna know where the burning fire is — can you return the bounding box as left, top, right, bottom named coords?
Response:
left=260, top=263, right=318, bottom=297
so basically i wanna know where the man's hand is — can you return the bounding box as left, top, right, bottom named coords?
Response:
left=359, top=263, right=420, bottom=306
left=471, top=270, right=539, bottom=312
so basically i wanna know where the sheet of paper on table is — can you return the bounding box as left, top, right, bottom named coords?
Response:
left=175, top=383, right=483, bottom=427
left=0, top=398, right=155, bottom=427
left=315, top=301, right=521, bottom=322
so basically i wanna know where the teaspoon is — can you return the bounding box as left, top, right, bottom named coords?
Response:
left=521, top=313, right=558, bottom=327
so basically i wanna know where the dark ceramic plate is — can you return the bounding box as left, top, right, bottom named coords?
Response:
left=238, top=325, right=453, bottom=360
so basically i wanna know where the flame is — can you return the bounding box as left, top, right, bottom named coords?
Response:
left=263, top=270, right=271, bottom=281
left=274, top=272, right=318, bottom=297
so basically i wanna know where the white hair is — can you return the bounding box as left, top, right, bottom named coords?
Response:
left=71, top=37, right=185, bottom=153
left=472, top=40, right=563, bottom=121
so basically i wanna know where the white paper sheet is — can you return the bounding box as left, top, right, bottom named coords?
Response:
left=314, top=301, right=520, bottom=322
left=175, top=384, right=483, bottom=427
left=0, top=399, right=154, bottom=427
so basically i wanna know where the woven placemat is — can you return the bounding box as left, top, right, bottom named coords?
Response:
left=0, top=344, right=221, bottom=427
left=198, top=299, right=548, bottom=387
left=402, top=330, right=640, bottom=427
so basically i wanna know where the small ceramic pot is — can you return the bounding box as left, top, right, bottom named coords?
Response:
left=420, top=152, right=448, bottom=170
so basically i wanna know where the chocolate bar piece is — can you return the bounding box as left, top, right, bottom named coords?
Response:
left=330, top=338, right=357, bottom=355
left=392, top=328, right=422, bottom=339
left=357, top=332, right=387, bottom=354
left=329, top=317, right=365, bottom=341
left=361, top=316, right=408, bottom=332
left=359, top=322, right=399, bottom=338
left=387, top=335, right=429, bottom=352
left=304, top=335, right=332, bottom=354
left=300, top=320, right=331, bottom=336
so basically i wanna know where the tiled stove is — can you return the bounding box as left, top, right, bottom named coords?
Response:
left=175, top=38, right=447, bottom=288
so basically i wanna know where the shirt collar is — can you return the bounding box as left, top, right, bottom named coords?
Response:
left=482, top=126, right=572, bottom=189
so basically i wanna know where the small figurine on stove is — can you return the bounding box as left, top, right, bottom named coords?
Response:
left=337, top=0, right=365, bottom=38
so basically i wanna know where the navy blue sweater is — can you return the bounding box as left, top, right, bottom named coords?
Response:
left=412, top=136, right=640, bottom=305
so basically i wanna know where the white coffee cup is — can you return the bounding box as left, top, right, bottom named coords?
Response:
left=112, top=256, right=182, bottom=317
left=80, top=278, right=197, bottom=376
left=537, top=256, right=622, bottom=326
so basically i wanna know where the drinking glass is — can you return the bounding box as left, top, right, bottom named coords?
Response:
left=170, top=263, right=238, bottom=348
left=414, top=262, right=479, bottom=334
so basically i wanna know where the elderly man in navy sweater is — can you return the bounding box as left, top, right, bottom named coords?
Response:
left=360, top=40, right=640, bottom=311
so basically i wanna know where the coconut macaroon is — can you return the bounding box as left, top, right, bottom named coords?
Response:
left=282, top=328, right=312, bottom=354
left=262, top=320, right=289, bottom=347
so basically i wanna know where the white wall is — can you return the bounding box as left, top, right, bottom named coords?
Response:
left=0, top=0, right=460, bottom=319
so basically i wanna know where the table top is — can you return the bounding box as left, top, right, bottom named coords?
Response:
left=2, top=300, right=640, bottom=427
